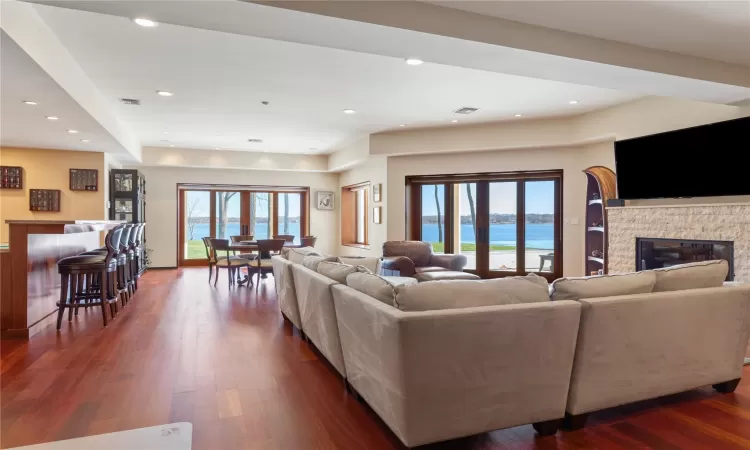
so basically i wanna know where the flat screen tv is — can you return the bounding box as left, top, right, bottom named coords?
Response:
left=614, top=117, right=750, bottom=200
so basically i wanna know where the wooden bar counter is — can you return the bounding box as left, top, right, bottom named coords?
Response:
left=0, top=220, right=121, bottom=338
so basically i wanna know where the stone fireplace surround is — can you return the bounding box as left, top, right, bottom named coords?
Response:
left=608, top=203, right=750, bottom=283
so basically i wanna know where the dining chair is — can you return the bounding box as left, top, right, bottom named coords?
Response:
left=300, top=236, right=317, bottom=247
left=230, top=235, right=257, bottom=260
left=209, top=239, right=252, bottom=287
left=249, top=239, right=285, bottom=287
left=273, top=235, right=295, bottom=242
left=202, top=237, right=226, bottom=283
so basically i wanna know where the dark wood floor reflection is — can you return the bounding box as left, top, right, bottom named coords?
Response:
left=2, top=268, right=750, bottom=449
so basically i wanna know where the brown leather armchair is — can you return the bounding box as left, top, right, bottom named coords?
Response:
left=381, top=241, right=467, bottom=277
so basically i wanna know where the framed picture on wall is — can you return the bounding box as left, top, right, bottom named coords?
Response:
left=373, top=206, right=382, bottom=224
left=316, top=191, right=335, bottom=210
left=372, top=183, right=381, bottom=202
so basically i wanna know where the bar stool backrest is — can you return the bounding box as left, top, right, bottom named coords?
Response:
left=119, top=224, right=133, bottom=254
left=136, top=223, right=146, bottom=246
left=128, top=223, right=138, bottom=249
left=105, top=226, right=124, bottom=263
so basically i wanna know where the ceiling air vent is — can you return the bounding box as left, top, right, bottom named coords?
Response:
left=247, top=138, right=263, bottom=143
left=120, top=98, right=141, bottom=106
left=454, top=107, right=479, bottom=115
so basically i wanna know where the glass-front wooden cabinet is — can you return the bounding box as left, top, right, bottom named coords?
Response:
left=110, top=169, right=146, bottom=223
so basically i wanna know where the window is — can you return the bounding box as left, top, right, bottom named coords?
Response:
left=406, top=171, right=562, bottom=280
left=341, top=182, right=369, bottom=247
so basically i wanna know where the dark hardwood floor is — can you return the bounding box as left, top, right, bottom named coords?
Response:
left=2, top=268, right=750, bottom=449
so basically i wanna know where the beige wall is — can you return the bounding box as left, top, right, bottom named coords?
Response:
left=132, top=165, right=339, bottom=267
left=386, top=142, right=613, bottom=277
left=0, top=147, right=106, bottom=242
left=337, top=156, right=388, bottom=257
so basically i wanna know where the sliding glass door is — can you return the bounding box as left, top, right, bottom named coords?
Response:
left=178, top=186, right=309, bottom=266
left=407, top=171, right=562, bottom=280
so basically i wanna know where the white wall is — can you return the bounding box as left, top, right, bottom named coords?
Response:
left=337, top=156, right=388, bottom=257
left=131, top=165, right=339, bottom=267
left=386, top=142, right=613, bottom=277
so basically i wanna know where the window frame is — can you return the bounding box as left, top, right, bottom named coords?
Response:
left=341, top=181, right=370, bottom=248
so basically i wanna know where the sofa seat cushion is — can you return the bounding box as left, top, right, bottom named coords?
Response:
left=653, top=260, right=728, bottom=292
left=302, top=255, right=337, bottom=271
left=415, top=271, right=480, bottom=282
left=414, top=266, right=450, bottom=274
left=394, top=275, right=549, bottom=312
left=346, top=272, right=397, bottom=306
left=288, top=247, right=320, bottom=264
left=381, top=276, right=419, bottom=287
left=338, top=256, right=382, bottom=274
left=550, top=270, right=656, bottom=301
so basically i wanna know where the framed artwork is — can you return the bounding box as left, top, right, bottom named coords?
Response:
left=373, top=206, right=382, bottom=224
left=372, top=183, right=382, bottom=202
left=316, top=191, right=335, bottom=210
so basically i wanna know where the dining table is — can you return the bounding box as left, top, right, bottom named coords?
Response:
left=228, top=240, right=302, bottom=285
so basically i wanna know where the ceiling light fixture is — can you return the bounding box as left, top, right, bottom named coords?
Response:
left=169, top=144, right=175, bottom=147
left=156, top=91, right=173, bottom=97
left=214, top=147, right=220, bottom=150
left=163, top=131, right=169, bottom=134
left=67, top=129, right=78, bottom=133
left=46, top=116, right=59, bottom=120
left=343, top=109, right=356, bottom=114
left=134, top=18, right=158, bottom=27
left=80, top=139, right=90, bottom=142
left=451, top=119, right=458, bottom=123
left=514, top=114, right=523, bottom=117
left=405, top=58, right=424, bottom=66
left=399, top=124, right=407, bottom=127
left=569, top=100, right=579, bottom=105
left=23, top=101, right=37, bottom=105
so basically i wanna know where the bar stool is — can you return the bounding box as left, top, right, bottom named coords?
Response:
left=126, top=223, right=140, bottom=292
left=56, top=226, right=121, bottom=329
left=134, top=223, right=146, bottom=279
left=117, top=224, right=135, bottom=304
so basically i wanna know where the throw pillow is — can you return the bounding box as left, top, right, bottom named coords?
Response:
left=338, top=256, right=382, bottom=275
left=288, top=247, right=319, bottom=264
left=302, top=255, right=337, bottom=271
left=318, top=261, right=360, bottom=284
left=652, top=259, right=728, bottom=292
left=550, top=270, right=656, bottom=301
left=393, top=275, right=549, bottom=312
left=345, top=272, right=397, bottom=306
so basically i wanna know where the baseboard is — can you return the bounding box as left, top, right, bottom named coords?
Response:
left=148, top=266, right=178, bottom=270
left=745, top=357, right=750, bottom=366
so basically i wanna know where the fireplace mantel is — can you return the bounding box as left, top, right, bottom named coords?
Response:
left=608, top=203, right=749, bottom=282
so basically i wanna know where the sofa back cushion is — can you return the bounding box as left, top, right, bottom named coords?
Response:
left=550, top=270, right=656, bottom=301
left=382, top=241, right=432, bottom=267
left=288, top=247, right=319, bottom=264
left=345, top=272, right=397, bottom=306
left=652, top=260, right=728, bottom=292
left=318, top=261, right=370, bottom=284
left=338, top=256, right=382, bottom=275
left=394, top=275, right=550, bottom=312
left=302, top=255, right=337, bottom=271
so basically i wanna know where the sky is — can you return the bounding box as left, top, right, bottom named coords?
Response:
left=421, top=181, right=555, bottom=216
left=185, top=191, right=302, bottom=218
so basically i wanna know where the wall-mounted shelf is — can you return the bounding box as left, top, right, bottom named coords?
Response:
left=29, top=189, right=61, bottom=212
left=584, top=166, right=616, bottom=275
left=70, top=169, right=99, bottom=191
left=1, top=166, right=23, bottom=189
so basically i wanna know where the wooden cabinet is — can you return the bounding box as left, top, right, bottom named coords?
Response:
left=583, top=166, right=616, bottom=275
left=109, top=169, right=146, bottom=223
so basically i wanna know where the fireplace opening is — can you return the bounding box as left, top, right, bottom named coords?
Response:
left=636, top=237, right=734, bottom=281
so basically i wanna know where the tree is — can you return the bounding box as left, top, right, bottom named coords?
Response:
left=434, top=185, right=443, bottom=243
left=216, top=192, right=237, bottom=238
left=248, top=193, right=256, bottom=236
left=466, top=184, right=476, bottom=239
left=282, top=193, right=290, bottom=234
left=186, top=198, right=200, bottom=240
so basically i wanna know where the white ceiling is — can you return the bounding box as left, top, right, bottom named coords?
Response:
left=0, top=31, right=125, bottom=154
left=430, top=1, right=750, bottom=65
left=26, top=3, right=641, bottom=155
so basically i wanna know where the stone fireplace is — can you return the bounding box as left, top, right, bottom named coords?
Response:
left=608, top=203, right=749, bottom=282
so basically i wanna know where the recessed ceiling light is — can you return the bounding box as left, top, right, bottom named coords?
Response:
left=46, top=116, right=58, bottom=120
left=67, top=129, right=78, bottom=133
left=343, top=109, right=356, bottom=114
left=169, top=144, right=174, bottom=147
left=405, top=58, right=424, bottom=66
left=399, top=124, right=407, bottom=127
left=514, top=114, right=523, bottom=117
left=569, top=100, right=579, bottom=105
left=156, top=91, right=173, bottom=97
left=80, top=139, right=90, bottom=142
left=451, top=119, right=458, bottom=123
left=163, top=131, right=169, bottom=134
left=134, top=18, right=158, bottom=27
left=23, top=101, right=37, bottom=105
left=214, top=147, right=220, bottom=150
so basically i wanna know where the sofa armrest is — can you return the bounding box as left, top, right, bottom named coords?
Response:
left=429, top=253, right=467, bottom=271
left=567, top=285, right=750, bottom=416
left=381, top=256, right=416, bottom=277
left=332, top=283, right=581, bottom=447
